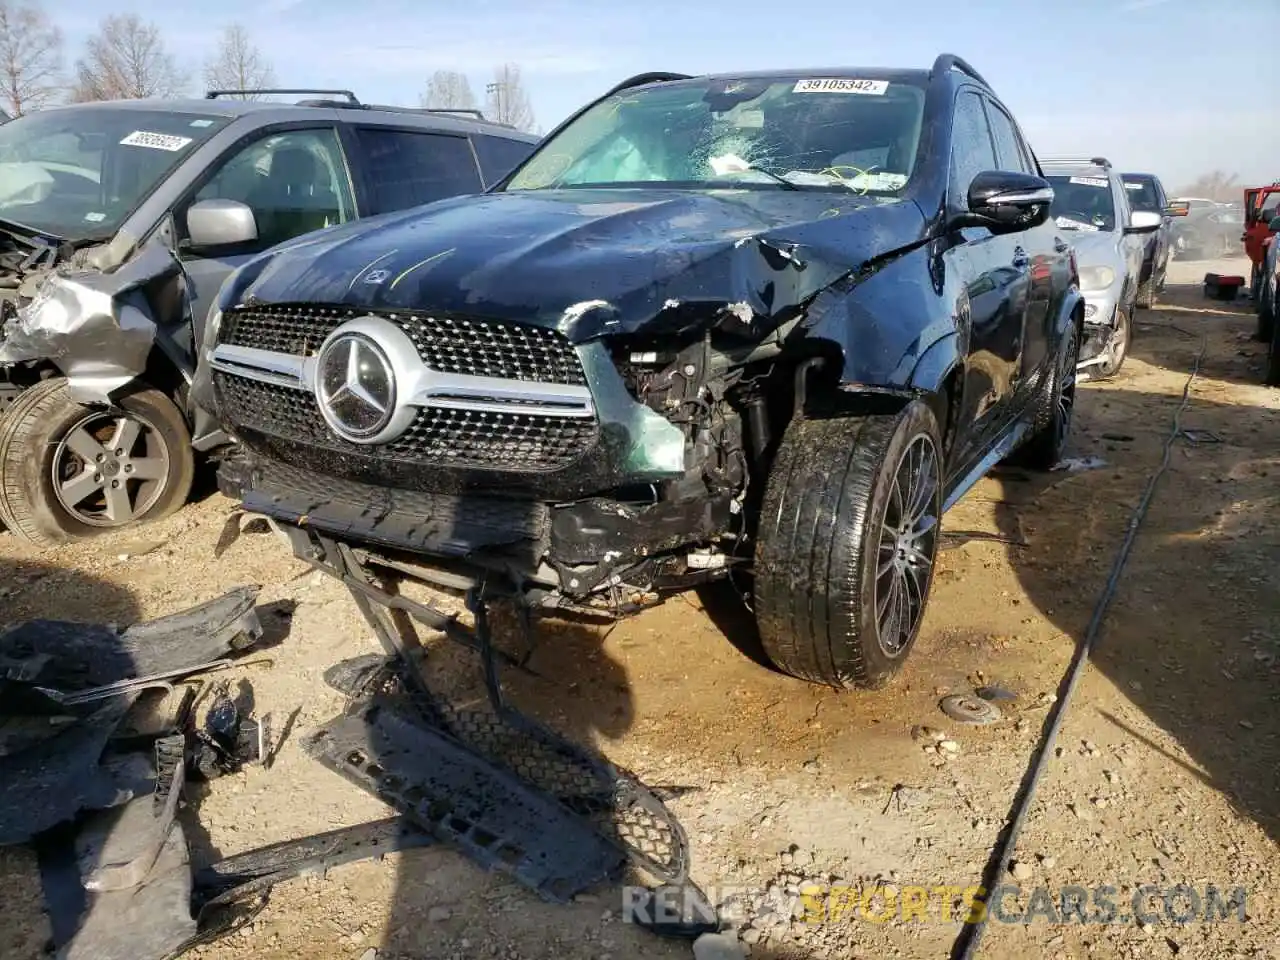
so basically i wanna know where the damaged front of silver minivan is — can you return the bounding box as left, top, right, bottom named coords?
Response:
left=0, top=104, right=239, bottom=547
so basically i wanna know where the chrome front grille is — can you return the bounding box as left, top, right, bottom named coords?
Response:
left=211, top=304, right=598, bottom=473
left=215, top=374, right=599, bottom=472
left=219, top=304, right=588, bottom=386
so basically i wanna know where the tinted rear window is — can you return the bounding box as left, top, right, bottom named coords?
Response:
left=353, top=127, right=483, bottom=213
left=472, top=134, right=536, bottom=186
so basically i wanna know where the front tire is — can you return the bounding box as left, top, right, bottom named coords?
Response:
left=1266, top=309, right=1280, bottom=387
left=0, top=379, right=194, bottom=547
left=753, top=401, right=944, bottom=688
left=1090, top=305, right=1130, bottom=380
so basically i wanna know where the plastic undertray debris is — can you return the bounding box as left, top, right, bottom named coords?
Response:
left=304, top=698, right=625, bottom=903
left=324, top=654, right=690, bottom=884
left=0, top=696, right=136, bottom=846
left=58, top=820, right=197, bottom=960
left=0, top=585, right=263, bottom=698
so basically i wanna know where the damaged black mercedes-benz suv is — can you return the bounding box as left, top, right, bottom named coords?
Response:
left=197, top=55, right=1084, bottom=688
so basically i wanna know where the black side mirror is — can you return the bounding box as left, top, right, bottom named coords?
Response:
left=953, top=170, right=1054, bottom=234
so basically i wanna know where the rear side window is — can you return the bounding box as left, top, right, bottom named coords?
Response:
left=949, top=90, right=997, bottom=211
left=472, top=134, right=536, bottom=186
left=353, top=128, right=483, bottom=214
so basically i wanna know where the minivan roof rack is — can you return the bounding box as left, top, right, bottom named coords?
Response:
left=603, top=72, right=693, bottom=98
left=206, top=88, right=361, bottom=103
left=1040, top=156, right=1112, bottom=169
left=930, top=53, right=990, bottom=90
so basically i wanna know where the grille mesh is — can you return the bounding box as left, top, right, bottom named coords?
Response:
left=219, top=304, right=587, bottom=386
left=216, top=374, right=597, bottom=472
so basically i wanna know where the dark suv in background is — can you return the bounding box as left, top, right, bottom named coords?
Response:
left=200, top=55, right=1083, bottom=689
left=0, top=89, right=537, bottom=546
left=1120, top=171, right=1176, bottom=307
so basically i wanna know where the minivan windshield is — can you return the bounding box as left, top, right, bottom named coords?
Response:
left=0, top=107, right=230, bottom=240
left=1046, top=174, right=1117, bottom=231
left=506, top=76, right=926, bottom=196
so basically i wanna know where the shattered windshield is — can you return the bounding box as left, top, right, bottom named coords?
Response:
left=0, top=107, right=229, bottom=240
left=506, top=76, right=926, bottom=196
left=1046, top=175, right=1116, bottom=231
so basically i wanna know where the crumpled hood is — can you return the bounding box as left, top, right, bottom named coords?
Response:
left=225, top=188, right=928, bottom=343
left=1064, top=229, right=1122, bottom=269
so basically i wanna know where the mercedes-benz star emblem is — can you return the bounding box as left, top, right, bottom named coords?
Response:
left=315, top=332, right=396, bottom=441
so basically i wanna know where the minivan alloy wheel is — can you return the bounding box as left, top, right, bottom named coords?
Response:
left=52, top=410, right=172, bottom=526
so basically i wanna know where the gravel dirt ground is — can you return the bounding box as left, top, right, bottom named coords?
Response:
left=1, top=254, right=1276, bottom=960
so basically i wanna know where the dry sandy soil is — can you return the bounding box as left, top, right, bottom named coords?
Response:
left=1, top=255, right=1277, bottom=960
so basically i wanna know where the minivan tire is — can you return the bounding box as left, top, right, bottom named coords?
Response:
left=0, top=379, right=194, bottom=547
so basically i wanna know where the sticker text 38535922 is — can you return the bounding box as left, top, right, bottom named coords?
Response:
left=119, top=131, right=193, bottom=152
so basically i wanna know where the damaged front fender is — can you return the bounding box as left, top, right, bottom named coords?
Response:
left=0, top=244, right=188, bottom=404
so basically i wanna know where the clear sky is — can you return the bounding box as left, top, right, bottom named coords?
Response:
left=55, top=0, right=1280, bottom=192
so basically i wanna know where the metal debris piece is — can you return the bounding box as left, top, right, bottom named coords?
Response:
left=304, top=699, right=624, bottom=904
left=975, top=684, right=1018, bottom=703
left=1180, top=429, right=1222, bottom=444
left=939, top=694, right=1003, bottom=726
left=0, top=585, right=263, bottom=698
left=1050, top=456, right=1108, bottom=473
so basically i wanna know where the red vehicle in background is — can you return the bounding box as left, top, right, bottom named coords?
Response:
left=1244, top=182, right=1280, bottom=295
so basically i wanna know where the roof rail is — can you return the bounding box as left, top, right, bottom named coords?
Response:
left=930, top=53, right=990, bottom=89
left=603, top=72, right=693, bottom=98
left=358, top=103, right=521, bottom=129
left=206, top=88, right=361, bottom=104
left=1039, top=156, right=1112, bottom=168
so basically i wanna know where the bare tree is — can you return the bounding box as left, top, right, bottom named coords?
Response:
left=485, top=62, right=535, bottom=131
left=203, top=24, right=275, bottom=98
left=420, top=69, right=477, bottom=112
left=70, top=14, right=185, bottom=102
left=1176, top=171, right=1241, bottom=203
left=0, top=0, right=61, bottom=115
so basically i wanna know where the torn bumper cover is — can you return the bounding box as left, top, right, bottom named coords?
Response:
left=0, top=243, right=189, bottom=403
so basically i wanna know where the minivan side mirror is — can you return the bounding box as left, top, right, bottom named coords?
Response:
left=1125, top=210, right=1163, bottom=234
left=186, top=198, right=258, bottom=250
left=954, top=170, right=1054, bottom=234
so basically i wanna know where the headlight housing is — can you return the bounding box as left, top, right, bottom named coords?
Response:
left=1079, top=266, right=1117, bottom=291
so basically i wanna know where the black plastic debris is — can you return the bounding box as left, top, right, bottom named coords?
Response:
left=0, top=585, right=263, bottom=700
left=191, top=680, right=269, bottom=780
left=59, top=820, right=197, bottom=960
left=323, top=654, right=691, bottom=885
left=192, top=817, right=436, bottom=910
left=306, top=699, right=624, bottom=903
left=0, top=697, right=135, bottom=846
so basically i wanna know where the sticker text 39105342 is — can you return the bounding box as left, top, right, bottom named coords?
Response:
left=793, top=78, right=889, bottom=95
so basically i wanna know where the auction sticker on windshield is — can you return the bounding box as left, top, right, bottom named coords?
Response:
left=1069, top=176, right=1109, bottom=188
left=119, top=131, right=194, bottom=152
left=794, top=78, right=888, bottom=95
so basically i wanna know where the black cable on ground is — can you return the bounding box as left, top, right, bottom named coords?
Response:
left=949, top=334, right=1208, bottom=960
